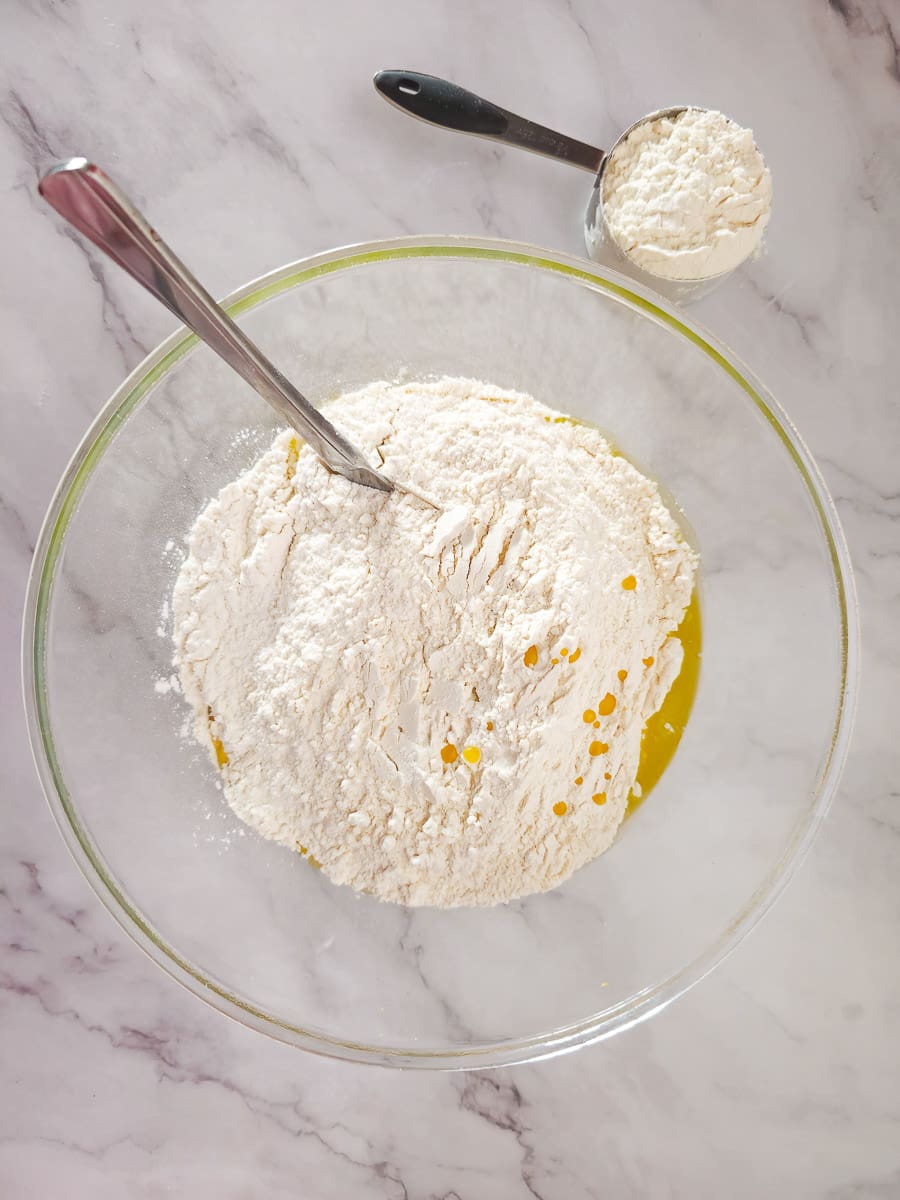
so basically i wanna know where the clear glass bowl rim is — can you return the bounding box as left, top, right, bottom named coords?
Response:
left=22, top=235, right=859, bottom=1070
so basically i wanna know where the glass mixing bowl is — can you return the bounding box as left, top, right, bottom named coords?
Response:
left=23, top=237, right=857, bottom=1069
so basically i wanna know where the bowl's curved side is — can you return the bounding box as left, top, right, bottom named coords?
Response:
left=21, top=236, right=859, bottom=1069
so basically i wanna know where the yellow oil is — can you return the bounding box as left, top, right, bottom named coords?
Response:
left=557, top=410, right=702, bottom=817
left=627, top=589, right=702, bottom=817
left=285, top=436, right=299, bottom=481
left=549, top=409, right=701, bottom=817
left=296, top=844, right=323, bottom=869
left=206, top=706, right=229, bottom=768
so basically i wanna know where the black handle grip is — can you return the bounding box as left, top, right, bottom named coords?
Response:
left=374, top=70, right=509, bottom=137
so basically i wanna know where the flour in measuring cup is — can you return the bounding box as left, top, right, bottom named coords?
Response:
left=599, top=107, right=772, bottom=280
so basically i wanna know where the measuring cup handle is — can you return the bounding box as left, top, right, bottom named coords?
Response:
left=375, top=69, right=507, bottom=135
left=374, top=70, right=604, bottom=174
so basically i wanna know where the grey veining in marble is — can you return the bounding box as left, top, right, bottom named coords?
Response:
left=1, top=0, right=898, bottom=1196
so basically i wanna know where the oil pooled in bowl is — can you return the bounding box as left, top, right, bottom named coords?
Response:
left=628, top=588, right=701, bottom=817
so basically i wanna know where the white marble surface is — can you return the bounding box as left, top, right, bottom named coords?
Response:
left=1, top=0, right=898, bottom=1194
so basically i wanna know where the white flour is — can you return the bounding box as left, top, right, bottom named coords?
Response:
left=172, top=379, right=696, bottom=906
left=600, top=108, right=772, bottom=280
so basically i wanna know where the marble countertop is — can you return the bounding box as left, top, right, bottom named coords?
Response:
left=2, top=0, right=898, bottom=1194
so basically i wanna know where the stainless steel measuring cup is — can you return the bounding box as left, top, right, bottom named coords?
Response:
left=374, top=71, right=725, bottom=302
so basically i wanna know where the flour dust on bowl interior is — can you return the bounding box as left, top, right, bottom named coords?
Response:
left=24, top=238, right=855, bottom=1068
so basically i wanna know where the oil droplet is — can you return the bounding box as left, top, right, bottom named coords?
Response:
left=298, top=844, right=322, bottom=868
left=589, top=740, right=609, bottom=757
left=551, top=657, right=559, bottom=665
left=622, top=575, right=637, bottom=591
left=582, top=708, right=596, bottom=724
left=604, top=772, right=612, bottom=780
left=593, top=721, right=600, bottom=728
left=618, top=669, right=628, bottom=682
left=553, top=801, right=568, bottom=816
left=643, top=655, right=655, bottom=668
left=523, top=645, right=538, bottom=668
left=441, top=744, right=458, bottom=764
left=592, top=793, right=607, bottom=806
left=285, top=436, right=299, bottom=481
left=462, top=746, right=481, bottom=765
left=574, top=776, right=584, bottom=786
left=560, top=648, right=569, bottom=657
left=207, top=706, right=229, bottom=767
left=486, top=721, right=494, bottom=732
left=568, top=648, right=582, bottom=663
left=544, top=415, right=551, bottom=422
left=598, top=693, right=616, bottom=716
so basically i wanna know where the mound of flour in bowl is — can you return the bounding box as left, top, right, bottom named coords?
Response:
left=172, top=378, right=696, bottom=907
